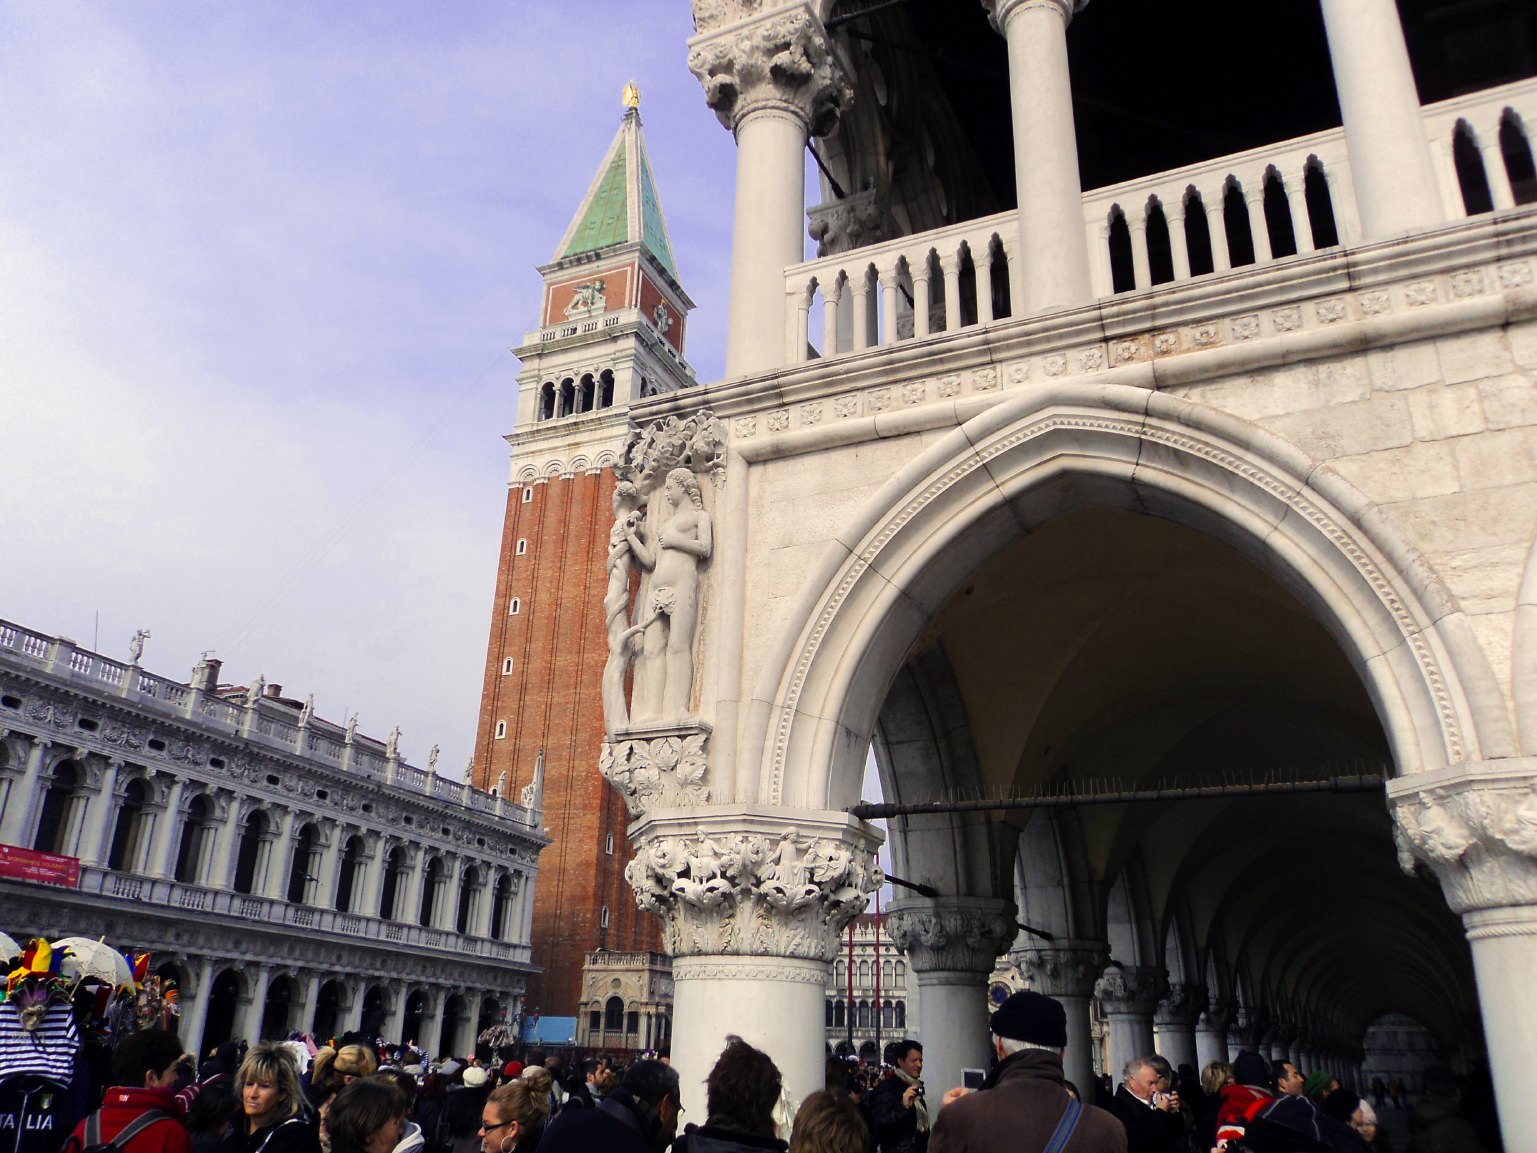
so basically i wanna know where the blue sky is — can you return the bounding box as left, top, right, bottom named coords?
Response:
left=1, top=3, right=741, bottom=777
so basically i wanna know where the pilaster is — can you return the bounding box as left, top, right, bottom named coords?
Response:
left=625, top=803, right=880, bottom=1116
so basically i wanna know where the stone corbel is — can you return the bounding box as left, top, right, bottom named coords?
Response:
left=624, top=805, right=882, bottom=962
left=688, top=3, right=853, bottom=136
left=885, top=898, right=1017, bottom=976
left=1386, top=759, right=1537, bottom=916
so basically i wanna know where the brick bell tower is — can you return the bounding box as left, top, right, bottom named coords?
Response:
left=472, top=84, right=694, bottom=1028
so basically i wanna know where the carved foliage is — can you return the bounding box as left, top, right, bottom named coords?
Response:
left=886, top=906, right=1017, bottom=974
left=1095, top=965, right=1169, bottom=1016
left=1390, top=777, right=1537, bottom=913
left=600, top=729, right=710, bottom=816
left=625, top=827, right=880, bottom=960
left=1016, top=945, right=1108, bottom=998
left=1155, top=982, right=1207, bottom=1027
left=688, top=7, right=852, bottom=136
left=616, top=408, right=727, bottom=491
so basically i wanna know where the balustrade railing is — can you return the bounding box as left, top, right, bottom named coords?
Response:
left=784, top=77, right=1537, bottom=365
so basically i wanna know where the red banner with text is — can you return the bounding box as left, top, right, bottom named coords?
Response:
left=0, top=843, right=81, bottom=888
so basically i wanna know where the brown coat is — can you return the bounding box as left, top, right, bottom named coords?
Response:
left=927, top=1050, right=1127, bottom=1153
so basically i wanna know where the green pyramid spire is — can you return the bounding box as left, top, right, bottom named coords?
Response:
left=555, top=102, right=679, bottom=279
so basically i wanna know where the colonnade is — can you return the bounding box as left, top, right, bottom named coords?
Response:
left=692, top=0, right=1449, bottom=379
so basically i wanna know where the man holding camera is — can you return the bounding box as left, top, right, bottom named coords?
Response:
left=870, top=1040, right=929, bottom=1153
left=1107, top=1058, right=1185, bottom=1153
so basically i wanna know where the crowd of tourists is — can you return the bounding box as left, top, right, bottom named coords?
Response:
left=39, top=993, right=1500, bottom=1153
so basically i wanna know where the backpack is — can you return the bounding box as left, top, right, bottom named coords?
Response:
left=65, top=1109, right=175, bottom=1153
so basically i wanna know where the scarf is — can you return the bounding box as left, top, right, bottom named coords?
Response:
left=892, top=1067, right=930, bottom=1134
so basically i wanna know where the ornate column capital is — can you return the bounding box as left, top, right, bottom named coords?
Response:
left=1199, top=999, right=1234, bottom=1034
left=688, top=3, right=852, bottom=136
left=1014, top=940, right=1109, bottom=998
left=1095, top=964, right=1169, bottom=1017
left=1387, top=759, right=1537, bottom=917
left=982, top=0, right=1089, bottom=33
left=807, top=190, right=892, bottom=257
left=624, top=804, right=882, bottom=962
left=885, top=897, right=1016, bottom=977
left=1156, top=982, right=1207, bottom=1028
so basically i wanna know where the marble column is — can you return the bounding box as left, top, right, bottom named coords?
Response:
left=985, top=0, right=1094, bottom=314
left=296, top=971, right=324, bottom=1037
left=180, top=956, right=217, bottom=1056
left=78, top=758, right=122, bottom=867
left=463, top=989, right=485, bottom=1057
left=1016, top=940, right=1109, bottom=1098
left=1195, top=1000, right=1233, bottom=1071
left=1153, top=983, right=1204, bottom=1075
left=208, top=797, right=244, bottom=890
left=0, top=738, right=50, bottom=845
left=1389, top=763, right=1537, bottom=1151
left=150, top=776, right=189, bottom=880
left=242, top=964, right=273, bottom=1043
left=402, top=850, right=429, bottom=925
left=689, top=4, right=852, bottom=378
left=887, top=898, right=1016, bottom=1102
left=385, top=983, right=409, bottom=1045
left=361, top=836, right=390, bottom=918
left=1096, top=965, right=1168, bottom=1079
left=625, top=804, right=881, bottom=1120
left=1318, top=0, right=1443, bottom=237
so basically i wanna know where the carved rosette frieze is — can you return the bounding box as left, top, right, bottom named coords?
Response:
left=625, top=807, right=882, bottom=962
left=688, top=4, right=853, bottom=136
left=1015, top=941, right=1109, bottom=998
left=1155, top=982, right=1207, bottom=1028
left=885, top=899, right=1017, bottom=976
left=1095, top=965, right=1169, bottom=1018
left=600, top=724, right=711, bottom=816
left=1386, top=762, right=1537, bottom=918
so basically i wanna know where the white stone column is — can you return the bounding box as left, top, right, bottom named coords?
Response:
left=1017, top=941, right=1109, bottom=1099
left=1388, top=764, right=1537, bottom=1151
left=1481, top=135, right=1517, bottom=210
left=402, top=850, right=428, bottom=924
left=1153, top=983, right=1204, bottom=1076
left=1195, top=1001, right=1232, bottom=1071
left=259, top=808, right=295, bottom=900
left=1318, top=0, right=1444, bottom=237
left=463, top=989, right=485, bottom=1057
left=911, top=264, right=932, bottom=339
left=1096, top=965, right=1167, bottom=1079
left=878, top=262, right=902, bottom=344
left=1245, top=190, right=1272, bottom=263
left=1128, top=215, right=1151, bottom=291
left=315, top=827, right=343, bottom=908
left=296, top=971, right=323, bottom=1037
left=78, top=759, right=122, bottom=867
left=821, top=280, right=842, bottom=355
left=690, top=5, right=852, bottom=379
left=0, top=738, right=50, bottom=845
left=626, top=804, right=881, bottom=1120
left=939, top=252, right=963, bottom=332
left=1205, top=197, right=1232, bottom=272
left=887, top=898, right=1016, bottom=1102
left=1285, top=179, right=1315, bottom=253
left=180, top=956, right=217, bottom=1057
left=437, top=855, right=465, bottom=931
left=986, top=0, right=1094, bottom=314
left=150, top=776, right=189, bottom=879
left=385, top=983, right=409, bottom=1045
left=242, top=964, right=273, bottom=1043
left=208, top=798, right=244, bottom=890
left=361, top=836, right=390, bottom=917
left=473, top=870, right=499, bottom=939
left=850, top=273, right=872, bottom=350
left=1168, top=208, right=1192, bottom=280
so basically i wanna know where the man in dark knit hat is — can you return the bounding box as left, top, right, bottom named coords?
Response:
left=928, top=991, right=1126, bottom=1152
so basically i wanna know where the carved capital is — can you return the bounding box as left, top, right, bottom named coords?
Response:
left=1155, top=982, right=1206, bottom=1028
left=1095, top=964, right=1169, bottom=1017
left=885, top=898, right=1016, bottom=976
left=1199, top=1000, right=1234, bottom=1034
left=807, top=190, right=892, bottom=257
left=624, top=805, right=882, bottom=962
left=982, top=0, right=1089, bottom=33
left=601, top=723, right=712, bottom=815
left=688, top=5, right=852, bottom=136
left=1387, top=760, right=1537, bottom=915
left=1015, top=941, right=1108, bottom=998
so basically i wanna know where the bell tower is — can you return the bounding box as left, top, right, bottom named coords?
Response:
left=473, top=87, right=694, bottom=1025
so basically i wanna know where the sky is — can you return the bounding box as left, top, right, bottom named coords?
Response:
left=1, top=3, right=746, bottom=780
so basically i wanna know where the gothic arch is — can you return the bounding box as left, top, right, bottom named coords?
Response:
left=748, top=382, right=1509, bottom=810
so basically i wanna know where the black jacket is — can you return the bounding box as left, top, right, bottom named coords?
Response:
left=1106, top=1085, right=1185, bottom=1153
left=538, top=1089, right=660, bottom=1153
left=672, top=1123, right=788, bottom=1153
left=868, top=1075, right=927, bottom=1153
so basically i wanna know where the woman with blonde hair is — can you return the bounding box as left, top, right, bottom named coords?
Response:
left=478, top=1075, right=550, bottom=1153
left=237, top=1042, right=321, bottom=1153
left=310, top=1046, right=379, bottom=1098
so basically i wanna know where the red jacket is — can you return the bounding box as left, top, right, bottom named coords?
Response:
left=64, top=1087, right=190, bottom=1153
left=1214, top=1083, right=1272, bottom=1145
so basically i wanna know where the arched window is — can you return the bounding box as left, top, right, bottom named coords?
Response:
left=456, top=865, right=480, bottom=934
left=895, top=1000, right=906, bottom=1028
left=1303, top=159, right=1339, bottom=249
left=1453, top=121, right=1494, bottom=215
left=857, top=1001, right=870, bottom=1028
left=956, top=244, right=979, bottom=327
left=174, top=793, right=212, bottom=884
left=286, top=823, right=317, bottom=904
left=1501, top=110, right=1537, bottom=205
left=1262, top=167, right=1297, bottom=259
left=33, top=761, right=82, bottom=855
left=335, top=835, right=363, bottom=913
left=1145, top=199, right=1174, bottom=285
left=834, top=1000, right=846, bottom=1028
left=579, top=374, right=595, bottom=414
left=895, top=962, right=905, bottom=981
left=882, top=960, right=893, bottom=987
left=599, top=370, right=615, bottom=409
left=558, top=379, right=575, bottom=418
left=826, top=1001, right=834, bottom=1028
left=1222, top=179, right=1256, bottom=267
left=1183, top=189, right=1215, bottom=277
left=232, top=810, right=268, bottom=895
left=988, top=235, right=1011, bottom=319
left=107, top=777, right=150, bottom=873
left=858, top=960, right=870, bottom=985
left=882, top=1000, right=895, bottom=1029
left=835, top=959, right=846, bottom=983
left=538, top=383, right=555, bottom=422
left=419, top=855, right=444, bottom=926
left=1107, top=206, right=1135, bottom=292
left=604, top=996, right=625, bottom=1032
left=379, top=845, right=405, bottom=919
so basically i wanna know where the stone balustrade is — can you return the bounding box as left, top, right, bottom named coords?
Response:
left=784, top=76, right=1537, bottom=365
